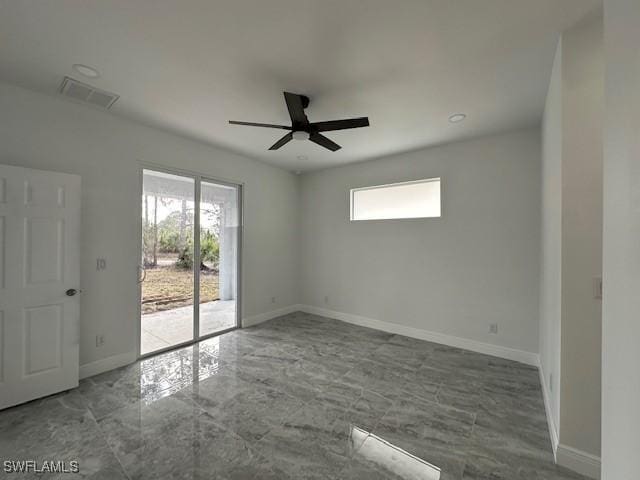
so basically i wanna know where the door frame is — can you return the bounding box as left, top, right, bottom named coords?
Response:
left=136, top=162, right=243, bottom=359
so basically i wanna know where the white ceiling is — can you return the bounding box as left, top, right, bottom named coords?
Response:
left=0, top=0, right=600, bottom=171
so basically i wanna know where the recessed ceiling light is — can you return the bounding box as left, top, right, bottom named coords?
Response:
left=448, top=113, right=467, bottom=123
left=72, top=64, right=100, bottom=79
left=297, top=155, right=308, bottom=161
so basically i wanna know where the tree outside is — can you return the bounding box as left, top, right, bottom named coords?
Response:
left=141, top=194, right=222, bottom=314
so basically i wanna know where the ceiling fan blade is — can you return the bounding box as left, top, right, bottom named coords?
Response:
left=311, top=117, right=370, bottom=132
left=309, top=132, right=341, bottom=152
left=229, top=121, right=291, bottom=130
left=269, top=132, right=294, bottom=150
left=283, top=92, right=309, bottom=126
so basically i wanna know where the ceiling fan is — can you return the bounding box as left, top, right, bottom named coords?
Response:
left=229, top=91, right=369, bottom=152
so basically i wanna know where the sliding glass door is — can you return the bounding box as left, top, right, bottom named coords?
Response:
left=199, top=180, right=240, bottom=337
left=140, top=169, right=241, bottom=356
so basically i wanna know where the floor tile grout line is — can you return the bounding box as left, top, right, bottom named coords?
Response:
left=83, top=401, right=133, bottom=480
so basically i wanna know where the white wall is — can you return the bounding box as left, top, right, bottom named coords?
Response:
left=539, top=12, right=603, bottom=475
left=539, top=37, right=563, bottom=447
left=0, top=82, right=300, bottom=368
left=602, top=0, right=640, bottom=478
left=300, top=129, right=541, bottom=356
left=559, top=12, right=603, bottom=460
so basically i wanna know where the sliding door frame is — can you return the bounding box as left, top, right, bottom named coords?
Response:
left=136, top=163, right=243, bottom=360
left=198, top=174, right=243, bottom=340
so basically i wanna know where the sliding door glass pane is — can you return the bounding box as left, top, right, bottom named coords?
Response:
left=141, top=170, right=195, bottom=355
left=199, top=180, right=239, bottom=336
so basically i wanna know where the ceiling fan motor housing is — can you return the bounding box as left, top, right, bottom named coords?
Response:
left=228, top=91, right=369, bottom=152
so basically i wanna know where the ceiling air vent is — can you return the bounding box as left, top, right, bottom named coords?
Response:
left=58, top=76, right=119, bottom=109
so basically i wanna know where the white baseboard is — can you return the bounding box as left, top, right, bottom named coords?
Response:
left=297, top=304, right=539, bottom=366
left=536, top=364, right=600, bottom=479
left=538, top=365, right=559, bottom=459
left=242, top=304, right=302, bottom=328
left=79, top=351, right=137, bottom=379
left=556, top=444, right=601, bottom=479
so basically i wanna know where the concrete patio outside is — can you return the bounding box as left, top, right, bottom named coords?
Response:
left=141, top=300, right=236, bottom=354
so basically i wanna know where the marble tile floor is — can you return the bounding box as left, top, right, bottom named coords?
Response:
left=0, top=312, right=588, bottom=480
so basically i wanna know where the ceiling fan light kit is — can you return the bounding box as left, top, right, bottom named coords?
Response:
left=229, top=91, right=369, bottom=152
left=292, top=131, right=310, bottom=141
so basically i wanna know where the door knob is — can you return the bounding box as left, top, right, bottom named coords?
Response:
left=65, top=288, right=80, bottom=296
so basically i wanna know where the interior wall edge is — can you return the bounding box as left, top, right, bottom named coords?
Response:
left=556, top=444, right=601, bottom=480
left=538, top=362, right=560, bottom=460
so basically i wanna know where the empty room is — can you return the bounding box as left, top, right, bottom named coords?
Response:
left=0, top=1, right=638, bottom=479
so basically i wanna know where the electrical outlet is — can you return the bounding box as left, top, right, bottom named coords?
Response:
left=489, top=323, right=498, bottom=334
left=271, top=296, right=276, bottom=304
left=96, top=334, right=105, bottom=347
left=324, top=295, right=329, bottom=304
left=96, top=258, right=107, bottom=271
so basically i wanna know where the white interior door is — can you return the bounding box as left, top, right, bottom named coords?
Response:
left=0, top=164, right=81, bottom=410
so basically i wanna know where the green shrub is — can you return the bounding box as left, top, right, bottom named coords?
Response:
left=175, top=232, right=219, bottom=270
left=200, top=231, right=219, bottom=263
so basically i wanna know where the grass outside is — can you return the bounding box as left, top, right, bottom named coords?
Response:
left=142, top=265, right=219, bottom=314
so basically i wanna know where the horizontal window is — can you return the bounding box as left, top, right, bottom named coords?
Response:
left=350, top=178, right=441, bottom=221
